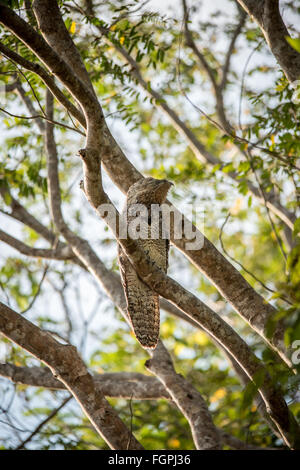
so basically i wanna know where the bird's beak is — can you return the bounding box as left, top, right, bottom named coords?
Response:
left=161, top=179, right=174, bottom=187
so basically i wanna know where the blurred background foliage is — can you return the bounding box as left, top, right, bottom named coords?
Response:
left=0, top=0, right=299, bottom=449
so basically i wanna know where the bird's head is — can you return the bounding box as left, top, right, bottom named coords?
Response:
left=127, top=177, right=173, bottom=204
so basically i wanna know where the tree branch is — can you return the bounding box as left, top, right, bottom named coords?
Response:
left=146, top=341, right=221, bottom=449
left=236, top=0, right=300, bottom=82
left=0, top=363, right=278, bottom=449
left=182, top=0, right=234, bottom=134
left=220, top=9, right=247, bottom=91
left=0, top=301, right=144, bottom=449
left=219, top=430, right=279, bottom=450
left=32, top=0, right=95, bottom=96
left=16, top=395, right=72, bottom=450
left=0, top=229, right=75, bottom=261
left=0, top=363, right=170, bottom=400
left=15, top=78, right=45, bottom=133
left=0, top=2, right=106, bottom=206
left=0, top=186, right=59, bottom=245
left=0, top=40, right=85, bottom=128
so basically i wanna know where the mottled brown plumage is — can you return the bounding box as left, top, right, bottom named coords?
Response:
left=118, top=177, right=173, bottom=349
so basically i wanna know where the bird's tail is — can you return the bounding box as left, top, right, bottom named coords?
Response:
left=118, top=245, right=160, bottom=349
left=126, top=276, right=160, bottom=349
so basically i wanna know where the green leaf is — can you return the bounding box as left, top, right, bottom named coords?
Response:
left=286, top=37, right=300, bottom=53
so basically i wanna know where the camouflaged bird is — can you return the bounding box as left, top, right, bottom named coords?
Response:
left=118, top=177, right=173, bottom=349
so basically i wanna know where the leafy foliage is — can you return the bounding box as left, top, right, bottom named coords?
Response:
left=0, top=0, right=299, bottom=450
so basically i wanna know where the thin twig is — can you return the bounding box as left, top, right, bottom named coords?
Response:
left=20, top=263, right=49, bottom=315
left=238, top=39, right=264, bottom=131
left=176, top=12, right=300, bottom=171
left=15, top=395, right=72, bottom=450
left=219, top=212, right=291, bottom=304
left=15, top=67, right=46, bottom=117
left=245, top=149, right=287, bottom=261
left=0, top=106, right=86, bottom=136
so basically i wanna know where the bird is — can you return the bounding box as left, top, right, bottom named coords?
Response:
left=118, top=177, right=173, bottom=349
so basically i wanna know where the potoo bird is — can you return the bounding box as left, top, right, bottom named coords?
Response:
left=118, top=177, right=173, bottom=349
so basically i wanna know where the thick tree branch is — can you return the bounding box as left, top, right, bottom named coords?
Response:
left=0, top=364, right=170, bottom=400
left=0, top=363, right=278, bottom=449
left=237, top=0, right=300, bottom=82
left=0, top=3, right=105, bottom=205
left=0, top=301, right=143, bottom=449
left=44, top=91, right=121, bottom=299
left=146, top=341, right=221, bottom=449
left=0, top=5, right=96, bottom=115
left=33, top=0, right=107, bottom=207
left=32, top=0, right=95, bottom=96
